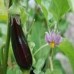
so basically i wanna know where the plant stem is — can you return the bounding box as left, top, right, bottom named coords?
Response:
left=0, top=44, right=5, bottom=66
left=3, top=18, right=10, bottom=74
left=49, top=48, right=54, bottom=72
left=0, top=44, right=5, bottom=74
left=22, top=70, right=30, bottom=74
left=34, top=43, right=48, bottom=56
left=49, top=56, right=53, bottom=71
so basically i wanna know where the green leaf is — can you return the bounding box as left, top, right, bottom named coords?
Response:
left=7, top=65, right=22, bottom=74
left=36, top=0, right=41, bottom=4
left=58, top=19, right=68, bottom=35
left=45, top=68, right=63, bottom=74
left=34, top=44, right=50, bottom=61
left=31, top=22, right=42, bottom=51
left=31, top=21, right=46, bottom=52
left=49, top=0, right=69, bottom=21
left=34, top=69, right=44, bottom=74
left=36, top=0, right=48, bottom=20
left=68, top=0, right=74, bottom=11
left=31, top=21, right=50, bottom=61
left=34, top=58, right=45, bottom=70
left=9, top=3, right=21, bottom=15
left=0, top=0, right=8, bottom=22
left=20, top=7, right=27, bottom=25
left=41, top=4, right=48, bottom=20
left=59, top=39, right=74, bottom=73
left=33, top=59, right=45, bottom=74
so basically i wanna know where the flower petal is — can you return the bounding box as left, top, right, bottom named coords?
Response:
left=45, top=32, right=52, bottom=43
left=54, top=34, right=62, bottom=45
left=50, top=31, right=56, bottom=41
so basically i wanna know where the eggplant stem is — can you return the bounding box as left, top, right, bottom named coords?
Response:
left=22, top=70, right=30, bottom=74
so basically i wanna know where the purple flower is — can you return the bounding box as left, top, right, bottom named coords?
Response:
left=45, top=31, right=62, bottom=48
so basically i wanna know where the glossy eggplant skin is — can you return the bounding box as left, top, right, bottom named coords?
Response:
left=10, top=15, right=32, bottom=69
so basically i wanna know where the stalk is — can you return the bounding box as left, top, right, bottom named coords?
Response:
left=22, top=70, right=30, bottom=74
left=3, top=17, right=10, bottom=74
left=49, top=48, right=54, bottom=72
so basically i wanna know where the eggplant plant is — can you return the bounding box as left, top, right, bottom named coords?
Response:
left=0, top=0, right=74, bottom=74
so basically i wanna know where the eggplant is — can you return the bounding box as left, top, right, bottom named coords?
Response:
left=10, top=14, right=32, bottom=69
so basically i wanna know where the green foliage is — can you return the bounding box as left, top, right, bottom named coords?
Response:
left=36, top=0, right=41, bottom=4
left=59, top=39, right=74, bottom=73
left=68, top=0, right=74, bottom=11
left=45, top=68, right=63, bottom=74
left=31, top=21, right=46, bottom=51
left=31, top=21, right=50, bottom=61
left=0, top=0, right=8, bottom=22
left=20, top=8, right=27, bottom=25
left=49, top=0, right=69, bottom=21
left=41, top=4, right=48, bottom=20
left=58, top=19, right=68, bottom=35
left=7, top=65, right=22, bottom=74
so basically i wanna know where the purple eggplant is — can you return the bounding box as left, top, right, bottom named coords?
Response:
left=10, top=14, right=32, bottom=69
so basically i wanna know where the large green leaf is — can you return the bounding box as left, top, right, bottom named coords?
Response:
left=59, top=39, right=74, bottom=73
left=49, top=0, right=69, bottom=21
left=33, top=44, right=50, bottom=61
left=31, top=21, right=46, bottom=52
left=31, top=21, right=50, bottom=60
